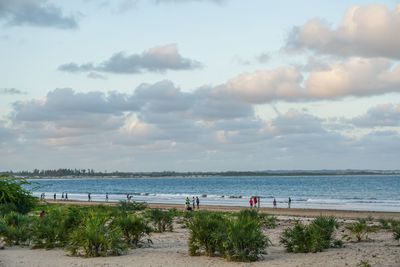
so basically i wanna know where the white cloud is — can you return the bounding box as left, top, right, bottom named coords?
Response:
left=58, top=44, right=202, bottom=75
left=286, top=4, right=400, bottom=59
left=221, top=58, right=400, bottom=103
left=0, top=0, right=77, bottom=29
left=350, top=103, right=400, bottom=128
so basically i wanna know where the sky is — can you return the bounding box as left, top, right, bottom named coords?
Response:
left=1, top=0, right=400, bottom=171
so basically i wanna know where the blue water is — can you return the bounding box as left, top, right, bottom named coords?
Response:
left=26, top=175, right=400, bottom=212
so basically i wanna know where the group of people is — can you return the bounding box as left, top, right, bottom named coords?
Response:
left=249, top=196, right=261, bottom=208
left=40, top=192, right=69, bottom=201
left=250, top=196, right=292, bottom=208
left=185, top=196, right=200, bottom=211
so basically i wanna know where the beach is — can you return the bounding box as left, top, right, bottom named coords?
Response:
left=1, top=201, right=400, bottom=267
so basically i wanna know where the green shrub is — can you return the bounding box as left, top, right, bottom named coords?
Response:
left=237, top=209, right=260, bottom=220
left=223, top=215, right=269, bottom=262
left=187, top=211, right=227, bottom=257
left=68, top=213, right=127, bottom=257
left=31, top=209, right=64, bottom=249
left=0, top=175, right=37, bottom=214
left=393, top=225, right=400, bottom=243
left=262, top=214, right=278, bottom=229
left=357, top=260, right=372, bottom=267
left=145, top=209, right=174, bottom=233
left=0, top=212, right=33, bottom=245
left=311, top=216, right=338, bottom=249
left=0, top=203, right=18, bottom=215
left=280, top=216, right=338, bottom=253
left=345, top=219, right=375, bottom=242
left=62, top=206, right=85, bottom=232
left=188, top=211, right=269, bottom=262
left=280, top=221, right=312, bottom=253
left=118, top=200, right=148, bottom=213
left=113, top=214, right=152, bottom=247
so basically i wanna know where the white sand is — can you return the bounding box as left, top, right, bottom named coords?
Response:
left=1, top=216, right=400, bottom=267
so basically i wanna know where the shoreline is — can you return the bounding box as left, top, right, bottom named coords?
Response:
left=44, top=199, right=400, bottom=220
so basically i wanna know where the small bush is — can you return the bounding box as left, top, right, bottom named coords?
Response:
left=188, top=210, right=269, bottom=262
left=145, top=209, right=174, bottom=233
left=187, top=211, right=227, bottom=257
left=280, top=216, right=338, bottom=253
left=68, top=213, right=127, bottom=257
left=223, top=215, right=269, bottom=262
left=393, top=225, right=400, bottom=243
left=357, top=260, right=372, bottom=267
left=0, top=212, right=33, bottom=245
left=0, top=175, right=37, bottom=214
left=262, top=214, right=278, bottom=229
left=113, top=214, right=152, bottom=247
left=345, top=219, right=375, bottom=242
left=31, top=208, right=65, bottom=249
left=0, top=203, right=18, bottom=215
left=118, top=200, right=148, bottom=213
left=311, top=216, right=338, bottom=249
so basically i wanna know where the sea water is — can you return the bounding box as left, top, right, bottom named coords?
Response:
left=26, top=175, right=400, bottom=212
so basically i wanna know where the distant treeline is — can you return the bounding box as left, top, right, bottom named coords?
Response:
left=1, top=168, right=400, bottom=178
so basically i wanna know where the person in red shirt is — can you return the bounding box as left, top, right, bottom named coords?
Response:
left=249, top=197, right=253, bottom=208
left=253, top=196, right=258, bottom=208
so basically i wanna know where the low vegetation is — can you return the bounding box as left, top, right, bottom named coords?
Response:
left=145, top=208, right=174, bottom=233
left=0, top=212, right=33, bottom=246
left=0, top=175, right=37, bottom=214
left=344, top=218, right=376, bottom=242
left=280, top=216, right=339, bottom=253
left=113, top=213, right=152, bottom=247
left=68, top=213, right=127, bottom=257
left=187, top=210, right=270, bottom=262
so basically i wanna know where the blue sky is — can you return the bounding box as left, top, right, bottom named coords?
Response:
left=1, top=0, right=400, bottom=171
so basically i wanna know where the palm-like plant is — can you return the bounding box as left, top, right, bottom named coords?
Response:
left=311, top=216, right=338, bottom=249
left=68, top=213, right=127, bottom=257
left=345, top=219, right=374, bottom=242
left=280, top=216, right=339, bottom=253
left=393, top=225, right=400, bottom=244
left=187, top=211, right=227, bottom=256
left=223, top=215, right=270, bottom=262
left=31, top=207, right=80, bottom=249
left=0, top=212, right=33, bottom=245
left=113, top=214, right=152, bottom=247
left=145, top=209, right=174, bottom=233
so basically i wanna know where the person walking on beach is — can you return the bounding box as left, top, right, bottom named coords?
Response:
left=185, top=197, right=191, bottom=210
left=253, top=196, right=258, bottom=208
left=196, top=196, right=200, bottom=209
left=106, top=193, right=109, bottom=202
left=273, top=198, right=277, bottom=208
left=62, top=192, right=64, bottom=200
left=88, top=193, right=91, bottom=202
left=192, top=197, right=195, bottom=210
left=249, top=197, right=253, bottom=208
left=288, top=197, right=292, bottom=208
left=65, top=193, right=68, bottom=201
left=53, top=193, right=56, bottom=200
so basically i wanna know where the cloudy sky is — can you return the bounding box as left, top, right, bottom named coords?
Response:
left=1, top=0, right=400, bottom=171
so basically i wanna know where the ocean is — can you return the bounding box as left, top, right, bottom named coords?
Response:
left=26, top=175, right=400, bottom=212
